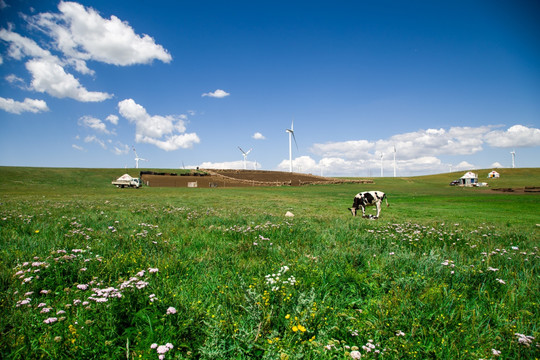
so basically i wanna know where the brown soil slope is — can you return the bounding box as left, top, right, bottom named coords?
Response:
left=141, top=169, right=373, bottom=188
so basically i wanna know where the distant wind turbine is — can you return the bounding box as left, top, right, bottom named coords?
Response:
left=133, top=147, right=148, bottom=169
left=286, top=119, right=298, bottom=173
left=380, top=152, right=384, bottom=177
left=393, top=146, right=397, bottom=178
left=510, top=149, right=516, bottom=168
left=238, top=147, right=252, bottom=170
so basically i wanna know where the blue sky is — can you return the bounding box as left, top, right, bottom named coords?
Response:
left=1, top=0, right=539, bottom=176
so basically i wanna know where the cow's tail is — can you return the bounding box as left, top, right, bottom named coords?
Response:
left=384, top=193, right=389, bottom=207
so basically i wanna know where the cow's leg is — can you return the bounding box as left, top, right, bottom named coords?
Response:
left=361, top=205, right=366, bottom=217
left=375, top=202, right=381, bottom=218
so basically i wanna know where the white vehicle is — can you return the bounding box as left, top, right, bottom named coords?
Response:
left=112, top=174, right=141, bottom=188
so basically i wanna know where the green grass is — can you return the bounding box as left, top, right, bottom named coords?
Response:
left=0, top=167, right=539, bottom=359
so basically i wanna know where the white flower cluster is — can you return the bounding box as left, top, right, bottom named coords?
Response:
left=265, top=266, right=296, bottom=291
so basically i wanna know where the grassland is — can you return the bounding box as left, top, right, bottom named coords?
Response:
left=0, top=167, right=538, bottom=359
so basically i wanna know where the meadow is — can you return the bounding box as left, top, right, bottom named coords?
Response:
left=0, top=167, right=538, bottom=359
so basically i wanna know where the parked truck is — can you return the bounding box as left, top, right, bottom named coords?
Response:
left=112, top=174, right=142, bottom=188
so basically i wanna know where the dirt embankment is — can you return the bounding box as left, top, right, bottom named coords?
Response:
left=140, top=169, right=373, bottom=188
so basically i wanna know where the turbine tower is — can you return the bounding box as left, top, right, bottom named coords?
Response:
left=286, top=119, right=298, bottom=173
left=133, top=147, right=148, bottom=169
left=238, top=147, right=252, bottom=170
left=393, top=145, right=397, bottom=178
left=380, top=152, right=384, bottom=177
left=510, top=150, right=516, bottom=168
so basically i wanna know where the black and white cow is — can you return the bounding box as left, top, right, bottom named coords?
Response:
left=348, top=191, right=389, bottom=219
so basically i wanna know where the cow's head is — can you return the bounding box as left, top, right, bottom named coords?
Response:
left=348, top=207, right=357, bottom=216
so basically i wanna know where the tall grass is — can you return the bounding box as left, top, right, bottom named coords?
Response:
left=0, top=167, right=538, bottom=359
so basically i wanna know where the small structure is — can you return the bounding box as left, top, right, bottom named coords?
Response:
left=488, top=170, right=500, bottom=178
left=459, top=172, right=478, bottom=187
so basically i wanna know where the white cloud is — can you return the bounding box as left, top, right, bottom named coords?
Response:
left=72, top=144, right=84, bottom=151
left=311, top=140, right=373, bottom=160
left=29, top=1, right=172, bottom=66
left=202, top=89, right=230, bottom=98
left=197, top=160, right=260, bottom=170
left=305, top=125, right=540, bottom=176
left=0, top=28, right=52, bottom=60
left=106, top=114, right=119, bottom=125
left=252, top=132, right=265, bottom=140
left=0, top=96, right=49, bottom=114
left=84, top=135, right=106, bottom=149
left=1, top=2, right=170, bottom=103
left=112, top=143, right=130, bottom=155
left=78, top=115, right=111, bottom=134
left=484, top=125, right=540, bottom=148
left=26, top=58, right=112, bottom=101
left=118, top=98, right=200, bottom=151
left=491, top=162, right=504, bottom=168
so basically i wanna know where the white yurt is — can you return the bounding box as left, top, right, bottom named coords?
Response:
left=488, top=170, right=500, bottom=178
left=459, top=172, right=478, bottom=186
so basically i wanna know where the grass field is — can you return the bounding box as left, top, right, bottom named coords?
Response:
left=0, top=167, right=538, bottom=359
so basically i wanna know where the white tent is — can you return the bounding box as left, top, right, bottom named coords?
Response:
left=459, top=172, right=478, bottom=186
left=488, top=170, right=500, bottom=178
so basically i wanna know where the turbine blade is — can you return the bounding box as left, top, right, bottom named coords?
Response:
left=291, top=131, right=298, bottom=150
left=238, top=146, right=246, bottom=155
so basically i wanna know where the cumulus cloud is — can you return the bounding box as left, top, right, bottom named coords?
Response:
left=197, top=160, right=260, bottom=170
left=0, top=2, right=170, bottom=103
left=106, top=114, right=119, bottom=125
left=491, top=162, right=504, bottom=168
left=78, top=115, right=111, bottom=134
left=252, top=132, right=265, bottom=140
left=305, top=124, right=539, bottom=176
left=0, top=96, right=49, bottom=114
left=112, top=143, right=130, bottom=155
left=484, top=125, right=540, bottom=148
left=118, top=98, right=200, bottom=151
left=25, top=58, right=112, bottom=101
left=84, top=135, right=106, bottom=149
left=29, top=1, right=172, bottom=66
left=202, top=89, right=230, bottom=98
left=0, top=28, right=52, bottom=59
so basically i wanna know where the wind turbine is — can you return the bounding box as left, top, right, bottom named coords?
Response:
left=286, top=119, right=298, bottom=172
left=133, top=147, right=148, bottom=169
left=393, top=146, right=397, bottom=178
left=379, top=152, right=384, bottom=177
left=238, top=147, right=252, bottom=170
left=510, top=149, right=516, bottom=168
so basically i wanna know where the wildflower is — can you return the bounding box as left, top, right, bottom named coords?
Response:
left=37, top=303, right=47, bottom=308
left=77, top=284, right=88, bottom=290
left=492, top=349, right=501, bottom=356
left=285, top=314, right=290, bottom=319
left=44, top=317, right=58, bottom=324
left=515, top=333, right=535, bottom=347
left=166, top=307, right=177, bottom=315
left=292, top=326, right=298, bottom=332
left=496, top=278, right=506, bottom=284
left=350, top=350, right=362, bottom=359
left=40, top=307, right=52, bottom=313
left=151, top=343, right=158, bottom=349
left=396, top=330, right=405, bottom=336
left=298, top=325, right=306, bottom=332
left=148, top=268, right=159, bottom=273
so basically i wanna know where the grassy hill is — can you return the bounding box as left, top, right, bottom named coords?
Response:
left=0, top=166, right=539, bottom=359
